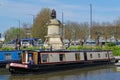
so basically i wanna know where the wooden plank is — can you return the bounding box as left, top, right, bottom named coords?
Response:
left=33, top=52, right=38, bottom=64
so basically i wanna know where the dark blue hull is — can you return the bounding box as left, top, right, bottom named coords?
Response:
left=9, top=60, right=114, bottom=74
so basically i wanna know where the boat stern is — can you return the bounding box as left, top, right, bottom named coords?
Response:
left=9, top=63, right=28, bottom=74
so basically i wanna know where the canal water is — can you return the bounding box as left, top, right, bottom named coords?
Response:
left=0, top=65, right=120, bottom=80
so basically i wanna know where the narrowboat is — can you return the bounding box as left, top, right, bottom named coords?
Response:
left=0, top=50, right=22, bottom=68
left=9, top=50, right=115, bottom=74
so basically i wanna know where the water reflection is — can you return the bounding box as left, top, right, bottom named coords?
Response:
left=116, top=66, right=120, bottom=72
left=0, top=68, right=9, bottom=75
left=8, top=65, right=120, bottom=80
left=0, top=65, right=120, bottom=80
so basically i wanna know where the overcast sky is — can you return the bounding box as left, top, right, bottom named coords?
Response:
left=0, top=0, right=120, bottom=36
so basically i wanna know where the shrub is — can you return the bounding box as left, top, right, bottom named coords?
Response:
left=1, top=47, right=15, bottom=51
left=20, top=46, right=40, bottom=50
left=105, top=42, right=116, bottom=47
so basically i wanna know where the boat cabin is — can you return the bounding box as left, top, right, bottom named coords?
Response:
left=22, top=51, right=38, bottom=65
left=0, top=50, right=22, bottom=67
left=21, top=50, right=114, bottom=65
left=21, top=50, right=87, bottom=65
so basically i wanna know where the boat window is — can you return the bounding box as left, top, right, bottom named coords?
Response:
left=18, top=53, right=21, bottom=60
left=110, top=52, right=113, bottom=57
left=90, top=54, right=93, bottom=58
left=28, top=53, right=32, bottom=57
left=75, top=53, right=80, bottom=60
left=105, top=53, right=108, bottom=57
left=41, top=54, right=48, bottom=62
left=98, top=53, right=100, bottom=58
left=28, top=53, right=33, bottom=61
left=28, top=53, right=33, bottom=58
left=59, top=54, right=65, bottom=61
left=4, top=53, right=12, bottom=60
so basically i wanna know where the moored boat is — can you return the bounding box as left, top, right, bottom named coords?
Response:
left=9, top=50, right=115, bottom=74
left=0, top=50, right=22, bottom=68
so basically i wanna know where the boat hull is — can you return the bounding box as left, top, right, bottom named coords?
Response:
left=9, top=60, right=114, bottom=74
